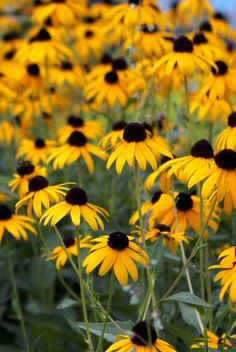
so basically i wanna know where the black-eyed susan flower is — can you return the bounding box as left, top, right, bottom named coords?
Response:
left=57, top=115, right=103, bottom=143
left=49, top=61, right=85, bottom=88
left=216, top=112, right=236, bottom=151
left=197, top=60, right=236, bottom=101
left=191, top=330, right=236, bottom=350
left=188, top=149, right=236, bottom=214
left=124, top=24, right=172, bottom=61
left=145, top=139, right=214, bottom=188
left=100, top=121, right=127, bottom=149
left=19, top=63, right=44, bottom=94
left=9, top=160, right=47, bottom=198
left=190, top=92, right=233, bottom=124
left=191, top=32, right=223, bottom=60
left=40, top=187, right=109, bottom=230
left=48, top=131, right=107, bottom=172
left=47, top=235, right=92, bottom=270
left=137, top=223, right=189, bottom=254
left=154, top=35, right=215, bottom=77
left=107, top=122, right=172, bottom=174
left=150, top=192, right=219, bottom=237
left=210, top=246, right=236, bottom=302
left=84, top=70, right=131, bottom=108
left=105, top=321, right=177, bottom=351
left=0, top=120, right=16, bottom=144
left=0, top=203, right=36, bottom=242
left=17, top=138, right=55, bottom=165
left=83, top=231, right=148, bottom=286
left=15, top=28, right=72, bottom=65
left=210, top=12, right=235, bottom=40
left=16, top=176, right=70, bottom=218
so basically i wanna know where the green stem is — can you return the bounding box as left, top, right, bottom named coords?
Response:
left=96, top=272, right=114, bottom=352
left=57, top=272, right=81, bottom=302
left=134, top=161, right=157, bottom=314
left=6, top=238, right=31, bottom=352
left=199, top=184, right=209, bottom=351
left=76, top=230, right=94, bottom=352
left=205, top=243, right=213, bottom=330
left=54, top=226, right=127, bottom=335
left=159, top=195, right=217, bottom=302
left=184, top=75, right=194, bottom=145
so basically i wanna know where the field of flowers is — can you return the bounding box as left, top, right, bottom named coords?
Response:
left=0, top=0, right=236, bottom=351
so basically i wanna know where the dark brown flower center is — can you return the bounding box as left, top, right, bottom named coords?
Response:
left=67, top=131, right=87, bottom=147
left=104, top=71, right=119, bottom=84
left=17, top=161, right=35, bottom=176
left=63, top=237, right=75, bottom=248
left=0, top=204, right=12, bottom=220
left=101, top=53, right=112, bottom=64
left=112, top=58, right=127, bottom=71
left=4, top=50, right=16, bottom=60
left=34, top=138, right=46, bottom=148
left=193, top=33, right=208, bottom=45
left=129, top=0, right=140, bottom=5
left=214, top=149, right=236, bottom=170
left=214, top=12, right=227, bottom=21
left=131, top=321, right=157, bottom=346
left=3, top=32, right=20, bottom=41
left=27, top=63, right=40, bottom=76
left=61, top=61, right=73, bottom=70
left=191, top=139, right=214, bottom=158
left=212, top=61, right=228, bottom=76
left=199, top=21, right=212, bottom=32
left=31, top=28, right=51, bottom=42
left=155, top=224, right=170, bottom=232
left=112, top=121, right=127, bottom=131
left=67, top=115, right=84, bottom=127
left=123, top=123, right=147, bottom=142
left=151, top=191, right=162, bottom=204
left=173, top=35, right=193, bottom=53
left=85, top=30, right=94, bottom=38
left=175, top=193, right=193, bottom=211
left=108, top=232, right=129, bottom=250
left=65, top=187, right=88, bottom=205
left=28, top=176, right=49, bottom=192
left=228, top=112, right=236, bottom=127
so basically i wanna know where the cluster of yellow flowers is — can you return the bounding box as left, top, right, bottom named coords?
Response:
left=0, top=0, right=236, bottom=351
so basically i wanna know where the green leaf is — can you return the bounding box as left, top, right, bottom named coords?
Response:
left=77, top=322, right=133, bottom=342
left=163, top=292, right=211, bottom=308
left=178, top=302, right=200, bottom=329
left=58, top=298, right=78, bottom=309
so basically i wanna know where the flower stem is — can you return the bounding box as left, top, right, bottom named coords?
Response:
left=169, top=178, right=204, bottom=333
left=160, top=193, right=217, bottom=302
left=134, top=161, right=157, bottom=313
left=6, top=238, right=31, bottom=352
left=96, top=272, right=114, bottom=352
left=75, top=231, right=94, bottom=351
left=184, top=75, right=194, bottom=145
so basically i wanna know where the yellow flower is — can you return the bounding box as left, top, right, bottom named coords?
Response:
left=107, top=122, right=172, bottom=174
left=17, top=138, right=55, bottom=165
left=40, top=187, right=109, bottom=230
left=188, top=149, right=236, bottom=214
left=9, top=160, right=47, bottom=198
left=57, top=115, right=103, bottom=143
left=0, top=203, right=36, bottom=242
left=16, top=176, right=70, bottom=218
left=210, top=246, right=236, bottom=302
left=106, top=321, right=177, bottom=352
left=216, top=112, right=236, bottom=151
left=47, top=131, right=107, bottom=173
left=47, top=235, right=92, bottom=270
left=83, top=232, right=148, bottom=286
left=100, top=121, right=127, bottom=149
left=191, top=330, right=235, bottom=350
left=154, top=35, right=215, bottom=77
